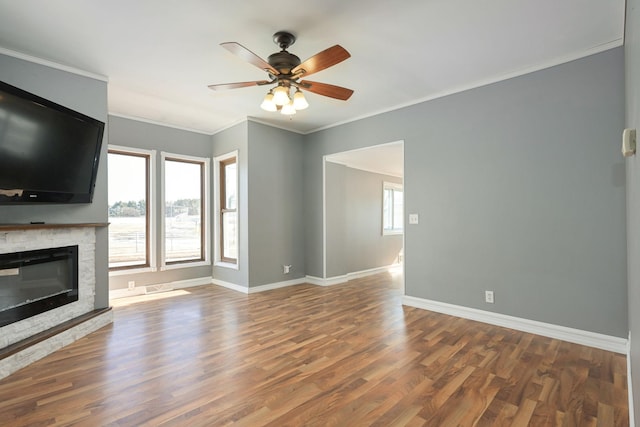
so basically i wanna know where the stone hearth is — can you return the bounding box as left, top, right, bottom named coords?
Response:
left=0, top=224, right=112, bottom=379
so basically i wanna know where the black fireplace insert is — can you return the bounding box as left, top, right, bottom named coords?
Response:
left=0, top=246, right=79, bottom=327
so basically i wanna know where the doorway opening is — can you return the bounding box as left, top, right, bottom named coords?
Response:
left=323, top=141, right=404, bottom=292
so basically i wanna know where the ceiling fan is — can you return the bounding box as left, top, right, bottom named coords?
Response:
left=208, top=31, right=353, bottom=115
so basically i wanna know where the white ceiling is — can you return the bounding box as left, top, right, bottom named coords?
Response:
left=326, top=142, right=404, bottom=178
left=0, top=0, right=625, bottom=136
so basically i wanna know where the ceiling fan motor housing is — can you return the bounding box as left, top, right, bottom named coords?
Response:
left=268, top=31, right=301, bottom=75
left=268, top=51, right=301, bottom=75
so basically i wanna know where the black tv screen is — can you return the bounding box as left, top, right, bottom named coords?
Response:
left=0, top=80, right=105, bottom=204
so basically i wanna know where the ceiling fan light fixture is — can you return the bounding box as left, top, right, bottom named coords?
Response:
left=272, top=85, right=290, bottom=106
left=293, top=89, right=309, bottom=110
left=281, top=101, right=296, bottom=115
left=211, top=32, right=353, bottom=119
left=260, top=90, right=277, bottom=111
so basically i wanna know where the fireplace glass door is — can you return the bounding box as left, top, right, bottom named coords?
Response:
left=0, top=245, right=78, bottom=327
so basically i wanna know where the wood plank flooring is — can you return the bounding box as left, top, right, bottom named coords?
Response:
left=0, top=272, right=629, bottom=426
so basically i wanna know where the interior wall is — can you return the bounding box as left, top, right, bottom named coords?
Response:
left=0, top=53, right=110, bottom=309
left=0, top=43, right=627, bottom=346
left=306, top=47, right=627, bottom=337
left=325, top=162, right=403, bottom=277
left=107, top=115, right=214, bottom=290
left=625, top=0, right=640, bottom=421
left=325, top=162, right=348, bottom=277
left=247, top=121, right=305, bottom=287
left=109, top=118, right=307, bottom=290
left=211, top=121, right=249, bottom=287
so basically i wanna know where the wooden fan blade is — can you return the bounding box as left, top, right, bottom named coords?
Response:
left=220, top=42, right=278, bottom=75
left=292, top=45, right=350, bottom=77
left=299, top=80, right=354, bottom=100
left=208, top=81, right=270, bottom=91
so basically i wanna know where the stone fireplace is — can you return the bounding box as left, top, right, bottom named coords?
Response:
left=0, top=224, right=113, bottom=379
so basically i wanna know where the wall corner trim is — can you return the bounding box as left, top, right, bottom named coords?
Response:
left=402, top=295, right=628, bottom=354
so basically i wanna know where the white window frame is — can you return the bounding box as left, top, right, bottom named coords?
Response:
left=383, top=181, right=404, bottom=235
left=213, top=150, right=240, bottom=270
left=108, top=145, right=157, bottom=276
left=160, top=151, right=210, bottom=270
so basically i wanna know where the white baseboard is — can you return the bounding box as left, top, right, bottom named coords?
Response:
left=211, top=278, right=249, bottom=294
left=402, top=295, right=627, bottom=354
left=307, top=264, right=401, bottom=286
left=306, top=274, right=348, bottom=286
left=213, top=265, right=398, bottom=293
left=212, top=278, right=248, bottom=293
left=170, top=277, right=213, bottom=289
left=212, top=277, right=307, bottom=294
left=347, top=264, right=400, bottom=280
left=247, top=277, right=307, bottom=293
left=110, top=276, right=213, bottom=299
left=113, top=265, right=401, bottom=297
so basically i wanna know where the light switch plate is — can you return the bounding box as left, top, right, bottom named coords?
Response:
left=409, top=214, right=419, bottom=225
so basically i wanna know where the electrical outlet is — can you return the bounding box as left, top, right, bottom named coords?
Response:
left=128, top=281, right=135, bottom=290
left=485, top=290, right=494, bottom=304
left=283, top=265, right=292, bottom=274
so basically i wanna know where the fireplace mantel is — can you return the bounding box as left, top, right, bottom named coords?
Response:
left=0, top=223, right=108, bottom=232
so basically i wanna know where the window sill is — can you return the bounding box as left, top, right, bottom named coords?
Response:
left=214, top=261, right=239, bottom=271
left=109, top=266, right=157, bottom=276
left=383, top=230, right=404, bottom=236
left=160, top=260, right=211, bottom=271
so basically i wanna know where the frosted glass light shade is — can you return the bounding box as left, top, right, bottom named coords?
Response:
left=272, top=86, right=290, bottom=106
left=260, top=91, right=277, bottom=111
left=281, top=102, right=296, bottom=115
left=293, top=89, right=309, bottom=110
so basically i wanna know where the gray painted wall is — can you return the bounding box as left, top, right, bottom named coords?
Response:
left=211, top=122, right=249, bottom=287
left=625, top=0, right=640, bottom=420
left=326, top=162, right=348, bottom=277
left=107, top=115, right=213, bottom=290
left=1, top=40, right=628, bottom=354
left=325, top=162, right=403, bottom=277
left=247, top=121, right=305, bottom=286
left=0, top=53, right=110, bottom=309
left=109, top=119, right=308, bottom=290
left=306, top=48, right=627, bottom=337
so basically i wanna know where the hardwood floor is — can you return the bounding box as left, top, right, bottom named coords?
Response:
left=0, top=272, right=629, bottom=426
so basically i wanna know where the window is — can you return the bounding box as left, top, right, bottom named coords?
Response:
left=383, top=182, right=403, bottom=235
left=107, top=147, right=155, bottom=271
left=162, top=153, right=209, bottom=267
left=214, top=151, right=238, bottom=267
left=220, top=157, right=238, bottom=263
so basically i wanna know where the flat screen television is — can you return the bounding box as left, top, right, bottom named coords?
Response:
left=0, top=80, right=105, bottom=204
